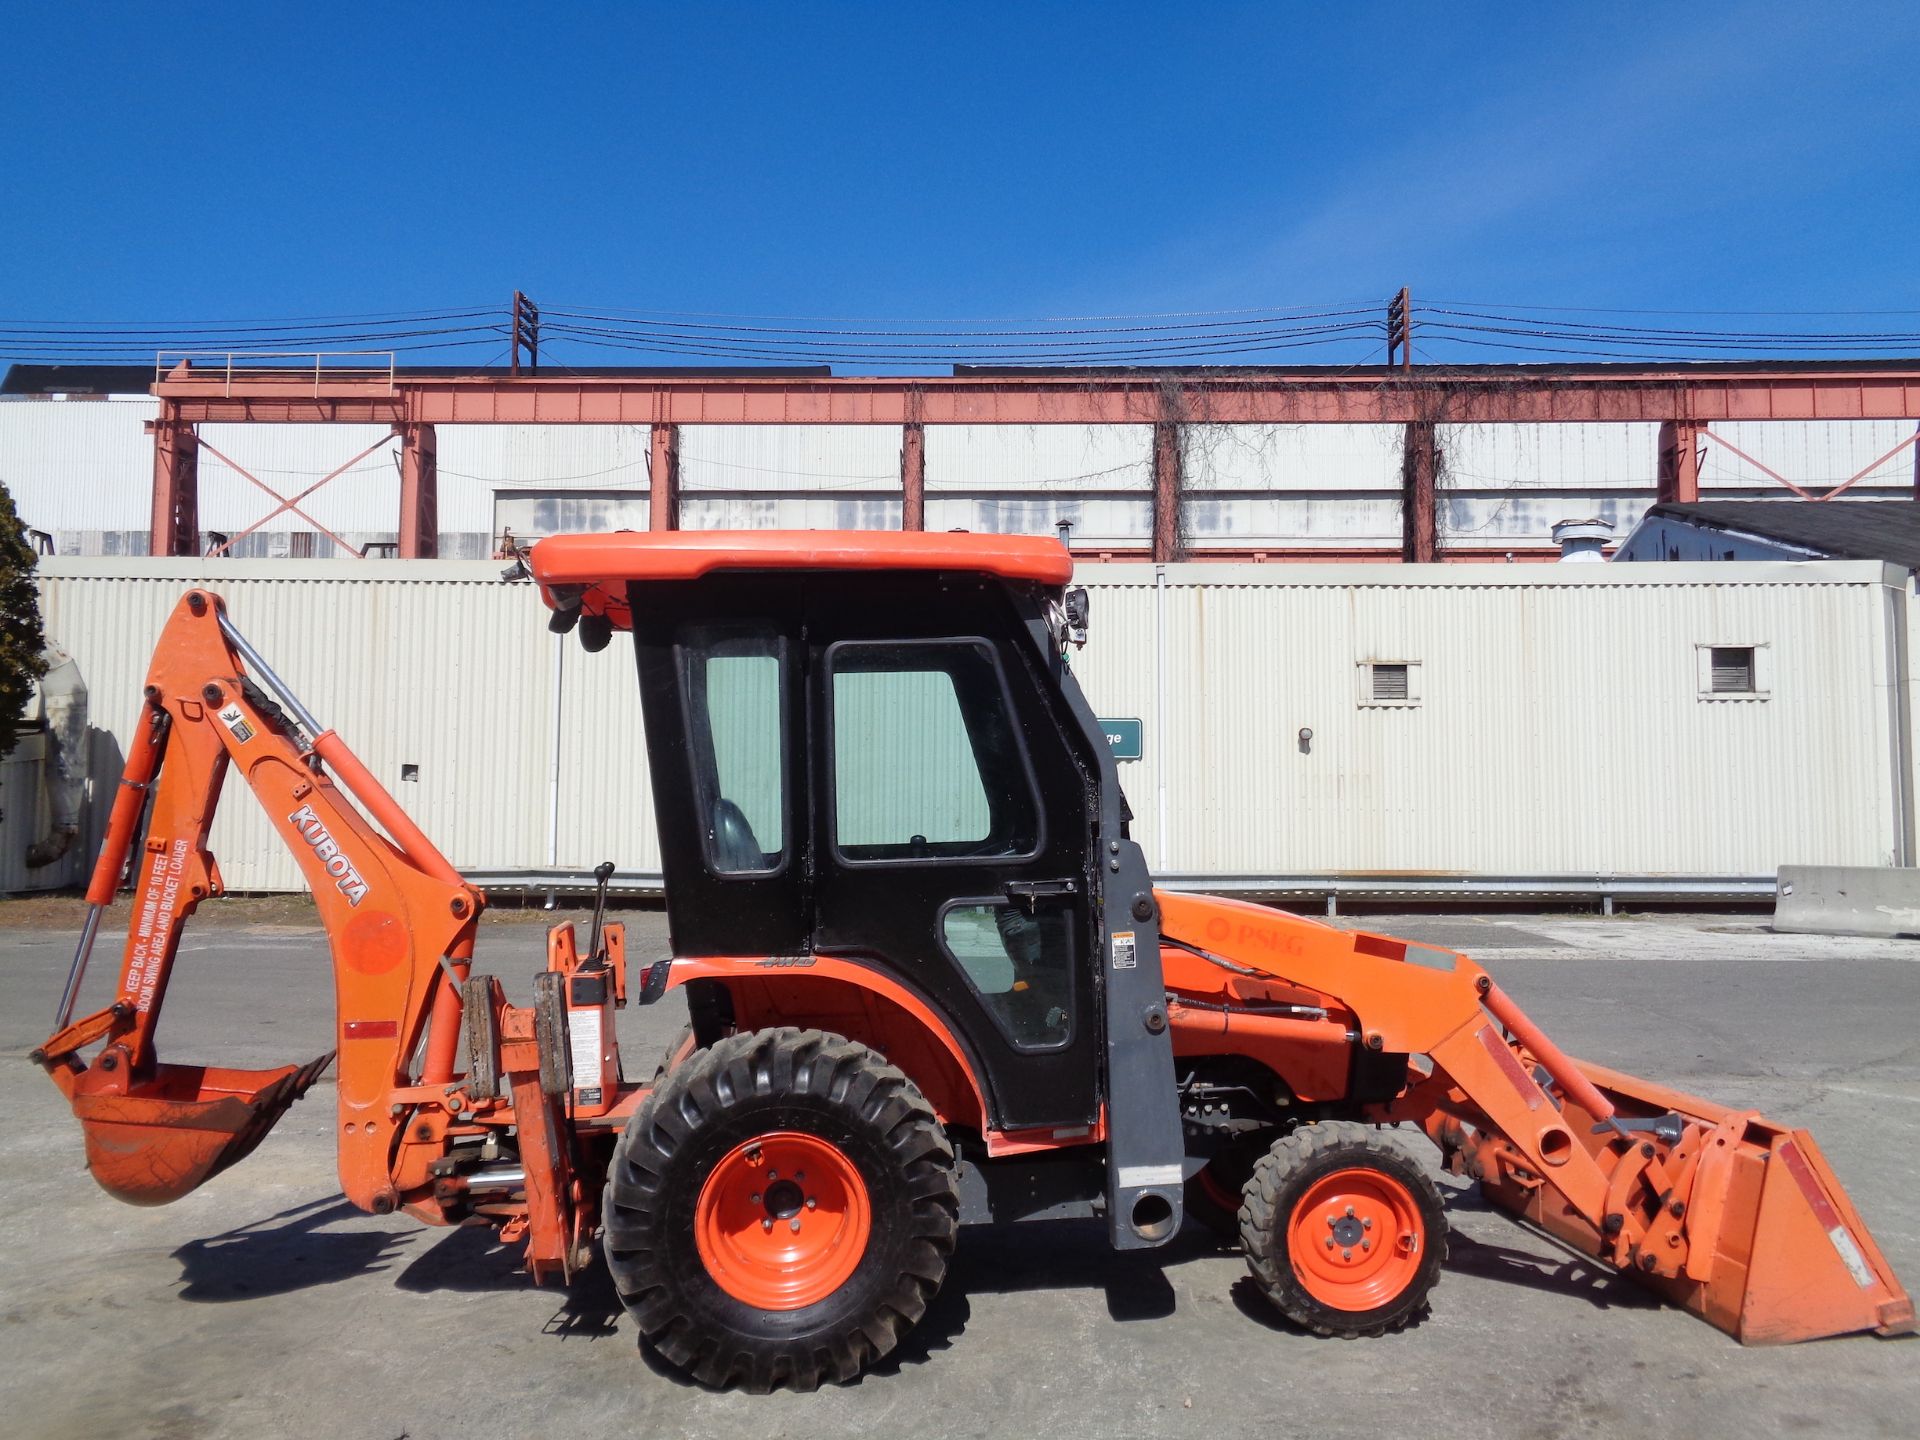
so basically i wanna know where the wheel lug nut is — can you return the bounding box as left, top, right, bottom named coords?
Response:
left=1325, top=1237, right=1335, bottom=1250
left=1362, top=1218, right=1372, bottom=1230
left=1342, top=1248, right=1353, bottom=1260
left=1362, top=1239, right=1372, bottom=1251
left=789, top=1219, right=802, bottom=1233
left=767, top=1171, right=778, bottom=1181
left=761, top=1218, right=773, bottom=1232
left=806, top=1197, right=817, bottom=1210
left=1344, top=1206, right=1355, bottom=1218
left=1326, top=1215, right=1338, bottom=1227
left=751, top=1193, right=761, bottom=1205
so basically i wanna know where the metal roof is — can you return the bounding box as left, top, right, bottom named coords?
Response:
left=0, top=362, right=833, bottom=396
left=1643, top=500, right=1920, bottom=570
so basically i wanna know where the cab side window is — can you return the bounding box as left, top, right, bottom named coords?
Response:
left=681, top=629, right=786, bottom=875
left=829, top=640, right=1040, bottom=863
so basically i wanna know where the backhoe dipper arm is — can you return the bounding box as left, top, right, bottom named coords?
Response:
left=37, top=589, right=485, bottom=1214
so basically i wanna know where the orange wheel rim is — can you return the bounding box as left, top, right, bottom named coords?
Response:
left=695, top=1132, right=871, bottom=1311
left=1286, top=1167, right=1426, bottom=1311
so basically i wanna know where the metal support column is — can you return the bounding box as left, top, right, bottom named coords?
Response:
left=1658, top=420, right=1702, bottom=504
left=649, top=422, right=680, bottom=531
left=398, top=422, right=439, bottom=558
left=147, top=413, right=200, bottom=556
left=900, top=421, right=926, bottom=531
left=1151, top=421, right=1183, bottom=563
left=1402, top=421, right=1438, bottom=563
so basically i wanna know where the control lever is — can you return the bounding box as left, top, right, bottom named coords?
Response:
left=586, top=860, right=616, bottom=967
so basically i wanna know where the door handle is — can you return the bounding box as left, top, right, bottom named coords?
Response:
left=1005, top=878, right=1077, bottom=910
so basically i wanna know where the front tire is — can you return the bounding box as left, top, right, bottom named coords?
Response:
left=1239, top=1121, right=1446, bottom=1337
left=604, top=1027, right=959, bottom=1391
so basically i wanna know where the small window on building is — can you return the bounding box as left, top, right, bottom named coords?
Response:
left=1696, top=643, right=1770, bottom=701
left=1357, top=660, right=1421, bottom=708
left=1710, top=647, right=1754, bottom=694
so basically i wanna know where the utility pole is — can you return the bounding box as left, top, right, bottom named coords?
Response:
left=1386, top=287, right=1412, bottom=372
left=510, top=291, right=541, bottom=376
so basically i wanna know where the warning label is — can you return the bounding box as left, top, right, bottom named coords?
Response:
left=1111, top=930, right=1137, bottom=970
left=216, top=703, right=255, bottom=744
left=569, top=1005, right=603, bottom=1090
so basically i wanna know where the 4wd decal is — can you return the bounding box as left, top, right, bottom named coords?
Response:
left=288, top=803, right=370, bottom=905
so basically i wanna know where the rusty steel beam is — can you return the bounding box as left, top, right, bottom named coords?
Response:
left=900, top=421, right=925, bottom=531
left=1402, top=422, right=1439, bottom=563
left=1151, top=421, right=1183, bottom=564
left=649, top=422, right=679, bottom=531
left=151, top=367, right=1920, bottom=428
left=399, top=423, right=438, bottom=558
left=147, top=418, right=200, bottom=556
left=1657, top=420, right=1703, bottom=504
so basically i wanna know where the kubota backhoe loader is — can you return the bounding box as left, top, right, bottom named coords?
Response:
left=35, top=531, right=1912, bottom=1392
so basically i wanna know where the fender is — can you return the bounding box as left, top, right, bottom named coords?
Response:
left=647, top=954, right=1097, bottom=1152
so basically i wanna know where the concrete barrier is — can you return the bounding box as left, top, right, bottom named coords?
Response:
left=1774, top=866, right=1920, bottom=939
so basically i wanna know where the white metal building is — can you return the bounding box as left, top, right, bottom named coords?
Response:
left=6, top=556, right=1909, bottom=905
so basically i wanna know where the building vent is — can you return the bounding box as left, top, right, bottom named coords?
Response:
left=1709, top=646, right=1755, bottom=694
left=1357, top=660, right=1421, bottom=707
left=1697, top=642, right=1769, bottom=700
left=1372, top=663, right=1410, bottom=701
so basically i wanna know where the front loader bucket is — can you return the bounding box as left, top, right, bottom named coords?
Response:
left=1481, top=1061, right=1913, bottom=1344
left=63, top=1055, right=333, bottom=1207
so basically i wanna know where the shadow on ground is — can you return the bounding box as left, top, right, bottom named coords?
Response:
left=166, top=1183, right=1656, bottom=1386
left=1439, top=1185, right=1659, bottom=1315
left=173, top=1196, right=411, bottom=1301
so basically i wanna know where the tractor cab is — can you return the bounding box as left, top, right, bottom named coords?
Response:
left=531, top=531, right=1187, bottom=1249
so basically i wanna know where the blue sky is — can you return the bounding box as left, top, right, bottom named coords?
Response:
left=4, top=3, right=1918, bottom=369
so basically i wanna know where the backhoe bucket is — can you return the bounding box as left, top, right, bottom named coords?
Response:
left=64, top=1055, right=333, bottom=1207
left=1482, top=1061, right=1913, bottom=1344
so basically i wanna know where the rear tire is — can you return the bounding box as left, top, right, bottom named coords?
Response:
left=1239, top=1121, right=1445, bottom=1337
left=604, top=1027, right=959, bottom=1391
left=652, top=1023, right=698, bottom=1080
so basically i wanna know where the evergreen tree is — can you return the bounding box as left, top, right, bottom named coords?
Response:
left=0, top=477, right=48, bottom=759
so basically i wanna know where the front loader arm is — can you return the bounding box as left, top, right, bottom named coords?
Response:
left=1156, top=890, right=1912, bottom=1344
left=36, top=589, right=484, bottom=1214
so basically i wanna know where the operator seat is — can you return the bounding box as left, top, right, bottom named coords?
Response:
left=710, top=797, right=768, bottom=871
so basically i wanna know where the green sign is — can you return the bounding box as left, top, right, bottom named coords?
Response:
left=1099, top=717, right=1143, bottom=762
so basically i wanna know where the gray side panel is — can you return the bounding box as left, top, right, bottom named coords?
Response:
left=1022, top=593, right=1185, bottom=1249
left=1094, top=839, right=1184, bottom=1248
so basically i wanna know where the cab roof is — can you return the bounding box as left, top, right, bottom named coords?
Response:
left=528, top=530, right=1075, bottom=629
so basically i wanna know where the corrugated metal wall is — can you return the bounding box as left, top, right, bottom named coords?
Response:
left=13, top=557, right=1901, bottom=896
left=1074, top=565, right=1899, bottom=878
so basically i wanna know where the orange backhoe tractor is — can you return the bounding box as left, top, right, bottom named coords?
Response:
left=34, top=531, right=1912, bottom=1391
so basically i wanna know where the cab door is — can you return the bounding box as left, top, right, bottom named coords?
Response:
left=805, top=577, right=1101, bottom=1131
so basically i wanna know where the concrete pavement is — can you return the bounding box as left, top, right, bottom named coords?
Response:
left=2, top=905, right=1915, bottom=1440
